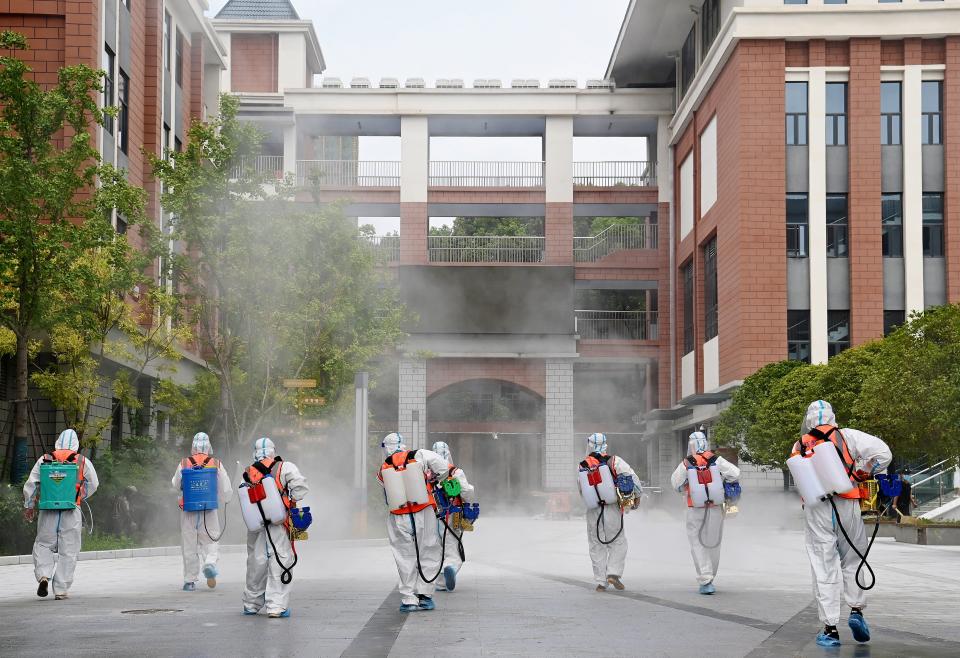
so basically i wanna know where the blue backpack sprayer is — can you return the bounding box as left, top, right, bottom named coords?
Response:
left=180, top=455, right=228, bottom=542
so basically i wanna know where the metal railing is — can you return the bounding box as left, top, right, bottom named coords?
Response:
left=429, top=161, right=544, bottom=187
left=297, top=160, right=401, bottom=187
left=575, top=310, right=659, bottom=341
left=911, top=462, right=957, bottom=511
left=573, top=223, right=658, bottom=262
left=231, top=155, right=285, bottom=180
left=573, top=161, right=655, bottom=187
left=363, top=235, right=400, bottom=263
left=427, top=235, right=545, bottom=263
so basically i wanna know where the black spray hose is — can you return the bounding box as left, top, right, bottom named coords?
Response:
left=202, top=503, right=228, bottom=543
left=255, top=501, right=297, bottom=585
left=409, top=508, right=448, bottom=584
left=697, top=505, right=723, bottom=549
left=828, top=496, right=880, bottom=591
left=595, top=502, right=624, bottom=546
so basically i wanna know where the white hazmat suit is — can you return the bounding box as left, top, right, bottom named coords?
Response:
left=22, top=429, right=99, bottom=598
left=579, top=433, right=642, bottom=590
left=379, top=433, right=451, bottom=610
left=171, top=432, right=232, bottom=588
left=431, top=441, right=475, bottom=592
left=242, top=438, right=309, bottom=617
left=670, top=432, right=740, bottom=590
left=795, top=401, right=891, bottom=628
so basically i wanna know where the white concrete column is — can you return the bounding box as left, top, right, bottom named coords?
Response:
left=400, top=116, right=429, bottom=203
left=220, top=33, right=232, bottom=94
left=544, top=359, right=574, bottom=489
left=903, top=65, right=925, bottom=314
left=397, top=358, right=426, bottom=450
left=544, top=116, right=573, bottom=203
left=283, top=123, right=297, bottom=177
left=808, top=68, right=829, bottom=365
left=657, top=115, right=672, bottom=204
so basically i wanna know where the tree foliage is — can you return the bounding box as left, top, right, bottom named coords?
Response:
left=715, top=304, right=960, bottom=468
left=0, top=31, right=167, bottom=466
left=152, top=96, right=406, bottom=450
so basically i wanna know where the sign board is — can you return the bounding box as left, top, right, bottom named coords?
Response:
left=283, top=379, right=317, bottom=389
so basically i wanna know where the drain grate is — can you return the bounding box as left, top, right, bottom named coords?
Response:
left=121, top=608, right=183, bottom=615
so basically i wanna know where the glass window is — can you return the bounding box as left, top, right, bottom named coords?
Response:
left=163, top=124, right=171, bottom=160
left=683, top=261, right=694, bottom=354
left=923, top=193, right=944, bottom=257
left=882, top=193, right=903, bottom=257
left=116, top=215, right=128, bottom=235
left=700, top=0, right=720, bottom=57
left=704, top=238, right=718, bottom=341
left=786, top=82, right=808, bottom=145
left=783, top=0, right=807, bottom=4
left=787, top=310, right=810, bottom=363
left=787, top=194, right=809, bottom=258
left=103, top=45, right=115, bottom=135
left=825, top=83, right=847, bottom=146
left=922, top=81, right=942, bottom=145
left=175, top=30, right=184, bottom=88
left=163, top=12, right=171, bottom=72
left=680, top=25, right=696, bottom=101
left=823, top=0, right=846, bottom=4
left=883, top=310, right=905, bottom=336
left=118, top=69, right=129, bottom=154
left=828, top=310, right=850, bottom=358
left=826, top=194, right=848, bottom=257
left=881, top=82, right=902, bottom=145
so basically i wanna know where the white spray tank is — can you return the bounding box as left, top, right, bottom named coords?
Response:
left=787, top=433, right=855, bottom=505
left=381, top=466, right=407, bottom=511
left=578, top=462, right=618, bottom=509
left=239, top=471, right=287, bottom=531
left=686, top=461, right=725, bottom=508
left=401, top=461, right=431, bottom=507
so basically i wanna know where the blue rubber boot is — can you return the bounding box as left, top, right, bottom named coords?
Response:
left=182, top=582, right=196, bottom=592
left=848, top=610, right=871, bottom=643
left=242, top=607, right=258, bottom=616
left=399, top=603, right=419, bottom=613
left=417, top=595, right=436, bottom=611
left=202, top=565, right=218, bottom=589
left=816, top=626, right=842, bottom=648
left=698, top=582, right=715, bottom=595
left=443, top=566, right=457, bottom=592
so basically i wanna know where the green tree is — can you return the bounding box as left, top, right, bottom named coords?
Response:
left=432, top=216, right=544, bottom=236
left=0, top=32, right=146, bottom=476
left=152, top=96, right=406, bottom=450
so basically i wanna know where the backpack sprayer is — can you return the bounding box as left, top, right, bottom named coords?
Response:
left=787, top=433, right=883, bottom=591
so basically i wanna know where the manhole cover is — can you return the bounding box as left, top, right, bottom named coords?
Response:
left=121, top=609, right=183, bottom=615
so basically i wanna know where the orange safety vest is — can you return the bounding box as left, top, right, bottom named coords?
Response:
left=178, top=453, right=220, bottom=510
left=245, top=456, right=291, bottom=510
left=791, top=424, right=861, bottom=500
left=684, top=450, right=717, bottom=508
left=378, top=450, right=436, bottom=515
left=42, top=449, right=86, bottom=506
left=580, top=452, right=618, bottom=477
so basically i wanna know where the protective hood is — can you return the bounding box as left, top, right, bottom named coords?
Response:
left=253, top=437, right=276, bottom=461
left=191, top=432, right=212, bottom=455
left=431, top=441, right=452, bottom=463
left=688, top=431, right=710, bottom=456
left=802, top=400, right=837, bottom=435
left=55, top=429, right=80, bottom=452
left=586, top=432, right=608, bottom=455
left=381, top=432, right=406, bottom=458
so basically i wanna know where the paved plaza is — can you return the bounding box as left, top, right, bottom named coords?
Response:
left=1, top=496, right=958, bottom=657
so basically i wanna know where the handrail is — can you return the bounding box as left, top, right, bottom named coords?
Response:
left=428, top=161, right=544, bottom=188
left=427, top=234, right=545, bottom=263
left=297, top=160, right=401, bottom=187
left=573, top=161, right=655, bottom=187
left=908, top=458, right=952, bottom=481
left=912, top=465, right=953, bottom=489
left=574, top=309, right=659, bottom=341
left=573, top=222, right=657, bottom=261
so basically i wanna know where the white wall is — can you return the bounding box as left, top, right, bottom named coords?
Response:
left=680, top=153, right=694, bottom=240
left=545, top=116, right=574, bottom=203
left=400, top=116, right=429, bottom=203
left=700, top=116, right=718, bottom=217
left=278, top=32, right=307, bottom=93
left=681, top=351, right=696, bottom=399
left=703, top=336, right=719, bottom=392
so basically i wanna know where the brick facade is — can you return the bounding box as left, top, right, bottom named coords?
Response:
left=947, top=36, right=960, bottom=302
left=230, top=32, right=278, bottom=93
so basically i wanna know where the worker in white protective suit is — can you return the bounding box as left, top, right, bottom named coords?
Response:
left=171, top=432, right=233, bottom=591
left=578, top=433, right=642, bottom=592
left=22, top=429, right=99, bottom=600
left=670, top=431, right=740, bottom=595
left=794, top=400, right=892, bottom=648
left=431, top=441, right=475, bottom=593
left=241, top=438, right=309, bottom=618
left=378, top=433, right=452, bottom=612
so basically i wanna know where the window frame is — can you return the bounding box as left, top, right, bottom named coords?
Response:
left=921, top=80, right=943, bottom=145
left=175, top=29, right=184, bottom=88
left=786, top=193, right=809, bottom=258
left=683, top=261, right=695, bottom=355
left=826, top=194, right=849, bottom=258
left=103, top=45, right=115, bottom=136
left=703, top=238, right=718, bottom=342
left=922, top=192, right=944, bottom=258
left=827, top=310, right=851, bottom=358
left=118, top=69, right=129, bottom=155
left=881, top=81, right=902, bottom=146
left=787, top=310, right=811, bottom=363
left=881, top=193, right=903, bottom=257
left=825, top=82, right=847, bottom=146
left=786, top=82, right=809, bottom=146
